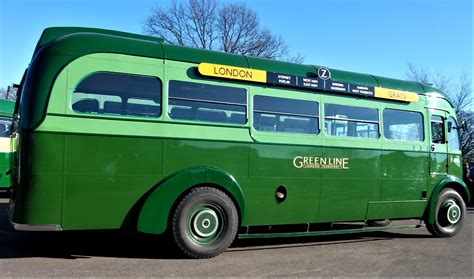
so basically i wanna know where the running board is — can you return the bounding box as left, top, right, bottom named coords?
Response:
left=238, top=224, right=423, bottom=239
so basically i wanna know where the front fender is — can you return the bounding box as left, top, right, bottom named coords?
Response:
left=137, top=166, right=245, bottom=234
left=426, top=176, right=471, bottom=224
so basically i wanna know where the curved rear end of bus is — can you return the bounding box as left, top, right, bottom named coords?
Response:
left=9, top=60, right=63, bottom=231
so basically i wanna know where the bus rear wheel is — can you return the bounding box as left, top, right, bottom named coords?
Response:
left=426, top=188, right=465, bottom=238
left=171, top=187, right=238, bottom=259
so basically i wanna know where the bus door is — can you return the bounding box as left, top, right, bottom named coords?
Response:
left=429, top=111, right=448, bottom=188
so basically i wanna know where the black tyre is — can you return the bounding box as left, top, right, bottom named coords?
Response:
left=426, top=188, right=466, bottom=237
left=367, top=219, right=392, bottom=227
left=171, top=187, right=238, bottom=259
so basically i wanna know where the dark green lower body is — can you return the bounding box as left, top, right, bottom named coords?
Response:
left=13, top=132, right=431, bottom=231
left=0, top=152, right=11, bottom=189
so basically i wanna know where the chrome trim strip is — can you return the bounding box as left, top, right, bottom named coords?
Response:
left=12, top=222, right=62, bottom=231
left=430, top=172, right=448, bottom=176
left=425, top=106, right=450, bottom=113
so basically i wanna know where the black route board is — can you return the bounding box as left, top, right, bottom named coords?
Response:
left=266, top=72, right=374, bottom=98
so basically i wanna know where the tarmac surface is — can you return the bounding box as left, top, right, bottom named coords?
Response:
left=0, top=197, right=472, bottom=277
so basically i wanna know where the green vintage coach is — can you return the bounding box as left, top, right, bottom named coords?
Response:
left=11, top=27, right=470, bottom=258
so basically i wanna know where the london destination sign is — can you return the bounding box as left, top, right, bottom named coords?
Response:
left=198, top=63, right=419, bottom=103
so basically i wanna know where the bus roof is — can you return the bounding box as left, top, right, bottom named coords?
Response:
left=0, top=99, right=15, bottom=118
left=20, top=27, right=453, bottom=129
left=35, top=27, right=449, bottom=97
left=33, top=27, right=165, bottom=57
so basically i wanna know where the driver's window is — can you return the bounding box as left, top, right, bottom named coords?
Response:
left=431, top=115, right=445, bottom=144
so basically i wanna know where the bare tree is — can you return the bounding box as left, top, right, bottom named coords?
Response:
left=286, top=53, right=305, bottom=64
left=406, top=63, right=431, bottom=84
left=457, top=110, right=474, bottom=163
left=406, top=63, right=473, bottom=163
left=143, top=0, right=302, bottom=62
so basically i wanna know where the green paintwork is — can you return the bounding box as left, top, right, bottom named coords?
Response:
left=366, top=201, right=426, bottom=220
left=138, top=167, right=245, bottom=234
left=0, top=153, right=11, bottom=189
left=11, top=132, right=63, bottom=224
left=11, top=27, right=470, bottom=239
left=0, top=99, right=15, bottom=118
left=0, top=99, right=14, bottom=189
left=33, top=27, right=164, bottom=57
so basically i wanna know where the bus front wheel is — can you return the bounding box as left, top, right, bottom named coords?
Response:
left=426, top=188, right=466, bottom=238
left=171, top=187, right=238, bottom=259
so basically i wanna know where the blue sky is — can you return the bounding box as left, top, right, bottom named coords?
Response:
left=0, top=0, right=472, bottom=89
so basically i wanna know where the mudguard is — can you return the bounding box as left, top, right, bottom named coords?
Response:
left=426, top=176, right=471, bottom=224
left=137, top=166, right=245, bottom=234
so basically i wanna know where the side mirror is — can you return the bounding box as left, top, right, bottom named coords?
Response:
left=448, top=121, right=453, bottom=132
left=460, top=120, right=468, bottom=131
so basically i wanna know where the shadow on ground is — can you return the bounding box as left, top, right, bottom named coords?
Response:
left=0, top=200, right=472, bottom=260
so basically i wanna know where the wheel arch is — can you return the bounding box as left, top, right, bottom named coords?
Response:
left=426, top=176, right=471, bottom=224
left=136, top=166, right=245, bottom=235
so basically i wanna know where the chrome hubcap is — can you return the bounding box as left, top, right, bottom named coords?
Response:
left=192, top=208, right=219, bottom=238
left=446, top=200, right=461, bottom=224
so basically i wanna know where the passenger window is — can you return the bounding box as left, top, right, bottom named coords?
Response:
left=127, top=98, right=161, bottom=117
left=324, top=104, right=379, bottom=138
left=448, top=116, right=460, bottom=150
left=168, top=81, right=246, bottom=124
left=431, top=115, right=445, bottom=144
left=383, top=109, right=424, bottom=141
left=72, top=72, right=162, bottom=118
left=253, top=95, right=319, bottom=134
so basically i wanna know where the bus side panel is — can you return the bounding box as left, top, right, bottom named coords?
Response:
left=162, top=139, right=248, bottom=179
left=366, top=200, right=426, bottom=220
left=318, top=146, right=381, bottom=222
left=0, top=152, right=11, bottom=188
left=62, top=133, right=164, bottom=230
left=382, top=150, right=429, bottom=200
left=366, top=149, right=429, bottom=219
left=12, top=132, right=64, bottom=225
left=247, top=143, right=321, bottom=225
left=430, top=153, right=449, bottom=189
left=447, top=153, right=462, bottom=177
left=162, top=138, right=321, bottom=227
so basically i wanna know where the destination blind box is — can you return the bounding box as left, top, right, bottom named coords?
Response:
left=198, top=63, right=419, bottom=103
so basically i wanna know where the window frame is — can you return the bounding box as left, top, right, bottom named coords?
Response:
left=323, top=103, right=380, bottom=139
left=382, top=108, right=425, bottom=142
left=167, top=80, right=248, bottom=125
left=431, top=115, right=446, bottom=144
left=71, top=71, right=163, bottom=119
left=252, top=95, right=320, bottom=135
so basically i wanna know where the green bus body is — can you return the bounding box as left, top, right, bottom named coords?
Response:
left=11, top=27, right=470, bottom=247
left=0, top=99, right=14, bottom=190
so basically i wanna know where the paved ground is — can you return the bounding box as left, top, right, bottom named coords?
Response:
left=0, top=198, right=472, bottom=277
